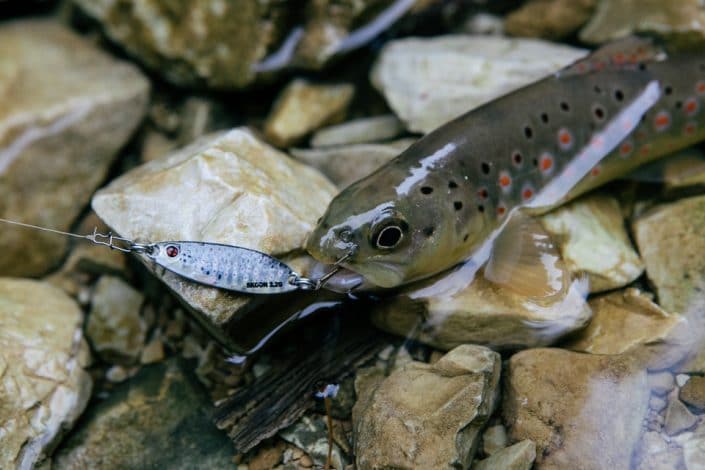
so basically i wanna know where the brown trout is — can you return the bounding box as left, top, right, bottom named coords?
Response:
left=306, top=38, right=705, bottom=291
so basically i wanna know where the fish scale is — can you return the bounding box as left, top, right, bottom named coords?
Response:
left=307, top=41, right=705, bottom=289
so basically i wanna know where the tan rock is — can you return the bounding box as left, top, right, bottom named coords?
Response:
left=353, top=345, right=501, bottom=469
left=680, top=376, right=705, bottom=412
left=92, top=129, right=337, bottom=350
left=541, top=194, right=644, bottom=292
left=0, top=278, right=92, bottom=469
left=310, top=115, right=405, bottom=147
left=371, top=35, right=586, bottom=133
left=503, top=348, right=649, bottom=469
left=580, top=0, right=705, bottom=46
left=506, top=0, right=596, bottom=39
left=563, top=288, right=689, bottom=370
left=86, top=276, right=146, bottom=365
left=482, top=424, right=509, bottom=456
left=264, top=80, right=354, bottom=147
left=665, top=398, right=698, bottom=436
left=0, top=20, right=149, bottom=276
left=140, top=337, right=165, bottom=365
left=291, top=138, right=414, bottom=188
left=474, top=440, right=536, bottom=470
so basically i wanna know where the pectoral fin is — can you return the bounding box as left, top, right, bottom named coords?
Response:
left=484, top=212, right=570, bottom=299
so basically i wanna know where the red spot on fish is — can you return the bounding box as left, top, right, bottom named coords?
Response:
left=619, top=141, right=633, bottom=157
left=684, top=121, right=697, bottom=135
left=166, top=245, right=179, bottom=257
left=697, top=81, right=705, bottom=95
left=539, top=153, right=554, bottom=174
left=558, top=128, right=573, bottom=150
left=498, top=172, right=512, bottom=189
left=654, top=111, right=671, bottom=131
left=594, top=61, right=605, bottom=71
left=477, top=187, right=489, bottom=199
left=685, top=97, right=699, bottom=116
left=640, top=144, right=651, bottom=156
left=522, top=186, right=534, bottom=200
left=497, top=205, right=506, bottom=217
left=591, top=166, right=601, bottom=177
left=613, top=52, right=625, bottom=65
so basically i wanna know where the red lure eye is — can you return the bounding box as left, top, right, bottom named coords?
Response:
left=166, top=245, right=179, bottom=257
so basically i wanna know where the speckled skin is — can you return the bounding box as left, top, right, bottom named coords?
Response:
left=307, top=51, right=705, bottom=288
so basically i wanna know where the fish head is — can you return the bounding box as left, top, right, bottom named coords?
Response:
left=306, top=164, right=489, bottom=289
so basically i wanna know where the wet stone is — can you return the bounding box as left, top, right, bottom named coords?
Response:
left=503, top=348, right=648, bottom=469
left=53, top=358, right=235, bottom=468
left=665, top=398, right=698, bottom=436
left=353, top=345, right=501, bottom=469
left=310, top=115, right=405, bottom=148
left=505, top=0, right=596, bottom=40
left=86, top=276, right=146, bottom=365
left=264, top=79, right=354, bottom=147
left=473, top=440, right=536, bottom=470
left=371, top=35, right=586, bottom=133
left=0, top=20, right=149, bottom=276
left=0, top=278, right=92, bottom=470
left=680, top=376, right=705, bottom=412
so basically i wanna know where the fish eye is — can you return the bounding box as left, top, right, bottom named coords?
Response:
left=371, top=217, right=408, bottom=250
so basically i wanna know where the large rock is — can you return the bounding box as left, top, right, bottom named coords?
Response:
left=503, top=349, right=649, bottom=469
left=541, top=194, right=643, bottom=293
left=371, top=35, right=586, bottom=133
left=53, top=359, right=235, bottom=468
left=580, top=0, right=705, bottom=47
left=0, top=278, right=92, bottom=469
left=92, top=129, right=337, bottom=349
left=505, top=0, right=596, bottom=40
left=353, top=345, right=501, bottom=469
left=0, top=20, right=149, bottom=277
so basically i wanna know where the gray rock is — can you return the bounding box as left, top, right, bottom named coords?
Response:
left=650, top=395, right=668, bottom=413
left=371, top=35, right=586, bottom=133
left=310, top=115, right=405, bottom=148
left=0, top=278, right=92, bottom=470
left=353, top=345, right=501, bottom=469
left=649, top=371, right=676, bottom=397
left=0, top=20, right=149, bottom=276
left=474, top=440, right=536, bottom=470
left=665, top=398, right=698, bottom=436
left=53, top=358, right=235, bottom=468
left=86, top=276, right=146, bottom=365
left=503, top=348, right=649, bottom=469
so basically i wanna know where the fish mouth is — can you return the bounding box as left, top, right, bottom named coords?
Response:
left=310, top=259, right=406, bottom=292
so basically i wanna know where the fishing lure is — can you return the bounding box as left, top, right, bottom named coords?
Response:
left=0, top=218, right=343, bottom=294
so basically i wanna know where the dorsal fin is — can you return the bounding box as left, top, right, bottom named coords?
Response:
left=559, top=36, right=666, bottom=77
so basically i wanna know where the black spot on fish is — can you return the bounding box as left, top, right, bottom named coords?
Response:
left=477, top=205, right=485, bottom=213
left=560, top=101, right=570, bottom=112
left=524, top=126, right=533, bottom=139
left=593, top=105, right=605, bottom=120
left=676, top=100, right=683, bottom=109
left=664, top=85, right=673, bottom=96
left=638, top=62, right=647, bottom=71
left=593, top=85, right=602, bottom=94
left=463, top=233, right=469, bottom=242
left=513, top=151, right=522, bottom=165
left=481, top=162, right=491, bottom=174
left=420, top=186, right=433, bottom=195
left=217, top=273, right=222, bottom=280
left=448, top=180, right=458, bottom=189
left=454, top=201, right=463, bottom=211
left=614, top=89, right=624, bottom=102
left=533, top=158, right=539, bottom=167
left=540, top=113, right=549, bottom=124
left=423, top=226, right=435, bottom=237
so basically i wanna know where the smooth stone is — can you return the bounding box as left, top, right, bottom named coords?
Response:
left=92, top=129, right=337, bottom=349
left=371, top=270, right=591, bottom=351
left=482, top=424, right=509, bottom=456
left=474, top=440, right=536, bottom=470
left=53, top=358, right=235, bottom=468
left=580, top=0, right=705, bottom=47
left=279, top=415, right=347, bottom=470
left=562, top=288, right=688, bottom=370
left=74, top=0, right=285, bottom=89
left=291, top=138, right=415, bottom=188
left=665, top=398, right=698, bottom=436
left=541, top=194, right=644, bottom=293
left=310, top=115, right=405, bottom=148
left=680, top=376, right=705, bottom=412
left=353, top=345, right=501, bottom=469
left=264, top=79, right=354, bottom=147
left=505, top=0, right=596, bottom=39
left=86, top=276, right=146, bottom=365
left=650, top=395, right=668, bottom=413
left=0, top=20, right=149, bottom=276
left=370, top=35, right=586, bottom=133
left=503, top=348, right=649, bottom=469
left=0, top=278, right=92, bottom=470
left=649, top=371, right=676, bottom=397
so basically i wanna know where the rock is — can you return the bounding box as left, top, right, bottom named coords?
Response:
left=665, top=398, right=698, bottom=436
left=634, top=431, right=685, bottom=470
left=310, top=115, right=405, bottom=147
left=474, top=440, right=536, bottom=470
left=86, top=276, right=146, bottom=365
left=353, top=345, right=501, bottom=469
left=74, top=0, right=287, bottom=89
left=291, top=138, right=414, bottom=188
left=248, top=441, right=285, bottom=470
left=660, top=148, right=705, bottom=192
left=683, top=426, right=705, bottom=470
left=649, top=371, right=675, bottom=396
left=580, top=0, right=705, bottom=47
left=503, top=348, right=649, bottom=469
left=650, top=395, right=668, bottom=413
left=371, top=35, right=586, bottom=133
left=53, top=358, right=235, bottom=468
left=371, top=268, right=590, bottom=351
left=562, top=288, right=688, bottom=370
left=541, top=194, right=644, bottom=293
left=482, top=424, right=509, bottom=456
left=264, top=79, right=354, bottom=147
left=461, top=13, right=505, bottom=36
left=92, top=129, right=337, bottom=350
left=279, top=415, right=347, bottom=470
left=140, top=337, right=166, bottom=365
left=680, top=376, right=705, bottom=412
left=506, top=0, right=596, bottom=39
left=0, top=20, right=149, bottom=276
left=0, top=278, right=92, bottom=469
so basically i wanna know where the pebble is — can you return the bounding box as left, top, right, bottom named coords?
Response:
left=474, top=440, right=536, bottom=470
left=482, top=424, right=509, bottom=456
left=310, top=115, right=405, bottom=148
left=665, top=398, right=699, bottom=436
left=649, top=372, right=676, bottom=397
left=505, top=0, right=596, bottom=39
left=680, top=376, right=705, bottom=412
